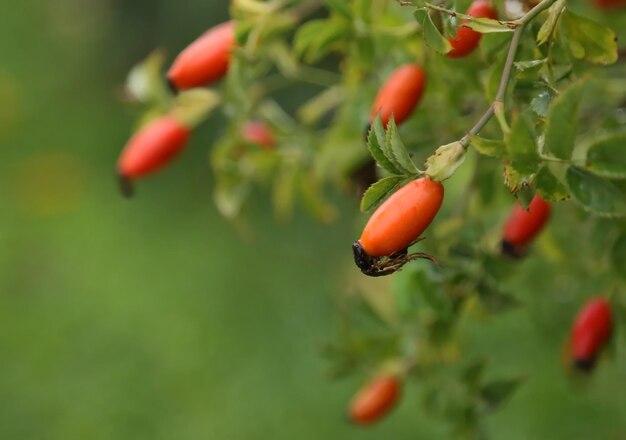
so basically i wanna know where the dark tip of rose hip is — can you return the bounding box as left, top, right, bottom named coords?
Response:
left=118, top=173, right=134, bottom=199
left=166, top=77, right=178, bottom=95
left=501, top=240, right=525, bottom=259
left=572, top=357, right=595, bottom=373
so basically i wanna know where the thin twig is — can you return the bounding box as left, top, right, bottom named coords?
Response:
left=458, top=0, right=559, bottom=148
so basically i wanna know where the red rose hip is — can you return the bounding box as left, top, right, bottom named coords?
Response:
left=353, top=177, right=444, bottom=276
left=570, top=297, right=613, bottom=372
left=349, top=375, right=401, bottom=425
left=117, top=116, right=191, bottom=196
left=501, top=195, right=551, bottom=257
left=167, top=21, right=236, bottom=92
left=447, top=0, right=498, bottom=58
left=369, top=64, right=427, bottom=128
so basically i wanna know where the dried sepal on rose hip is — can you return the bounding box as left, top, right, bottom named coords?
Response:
left=569, top=297, right=613, bottom=373
left=447, top=0, right=499, bottom=58
left=117, top=116, right=191, bottom=197
left=349, top=374, right=402, bottom=425
left=501, top=195, right=551, bottom=258
left=353, top=177, right=444, bottom=277
left=369, top=64, right=427, bottom=130
left=166, top=20, right=236, bottom=93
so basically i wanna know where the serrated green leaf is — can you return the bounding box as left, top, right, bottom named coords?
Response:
left=464, top=18, right=513, bottom=33
left=360, top=175, right=406, bottom=212
left=470, top=135, right=506, bottom=158
left=544, top=79, right=587, bottom=160
left=383, top=118, right=412, bottom=174
left=559, top=11, right=618, bottom=65
left=367, top=116, right=402, bottom=174
left=530, top=90, right=552, bottom=118
left=586, top=132, right=626, bottom=179
left=480, top=377, right=524, bottom=412
left=420, top=10, right=452, bottom=54
left=566, top=167, right=626, bottom=217
left=537, top=0, right=565, bottom=45
left=506, top=114, right=540, bottom=175
left=535, top=166, right=570, bottom=201
left=386, top=118, right=420, bottom=174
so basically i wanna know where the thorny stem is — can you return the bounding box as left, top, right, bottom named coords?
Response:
left=458, top=0, right=559, bottom=148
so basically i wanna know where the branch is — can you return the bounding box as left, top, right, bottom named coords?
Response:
left=459, top=0, right=559, bottom=148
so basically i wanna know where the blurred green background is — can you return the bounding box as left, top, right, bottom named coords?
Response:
left=1, top=1, right=626, bottom=439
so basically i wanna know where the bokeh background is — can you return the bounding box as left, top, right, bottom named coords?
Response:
left=1, top=1, right=626, bottom=439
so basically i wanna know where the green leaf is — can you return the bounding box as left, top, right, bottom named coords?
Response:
left=480, top=377, right=525, bottom=412
left=463, top=18, right=513, bottom=34
left=503, top=162, right=533, bottom=195
left=385, top=118, right=420, bottom=174
left=367, top=116, right=402, bottom=175
left=293, top=18, right=350, bottom=63
left=419, top=10, right=452, bottom=54
left=530, top=89, right=552, bottom=118
left=586, top=132, right=626, bottom=179
left=537, top=0, right=565, bottom=45
left=535, top=166, right=570, bottom=202
left=360, top=175, right=406, bottom=212
left=514, top=59, right=546, bottom=72
left=559, top=11, right=618, bottom=65
left=566, top=167, right=626, bottom=217
left=424, top=141, right=466, bottom=181
left=543, top=79, right=587, bottom=160
left=506, top=115, right=540, bottom=175
left=469, top=135, right=506, bottom=158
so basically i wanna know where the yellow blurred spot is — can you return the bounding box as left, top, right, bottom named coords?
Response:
left=13, top=151, right=86, bottom=217
left=439, top=342, right=461, bottom=364
left=538, top=230, right=566, bottom=263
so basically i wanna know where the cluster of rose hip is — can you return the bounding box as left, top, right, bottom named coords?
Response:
left=115, top=0, right=617, bottom=427
left=116, top=21, right=275, bottom=196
